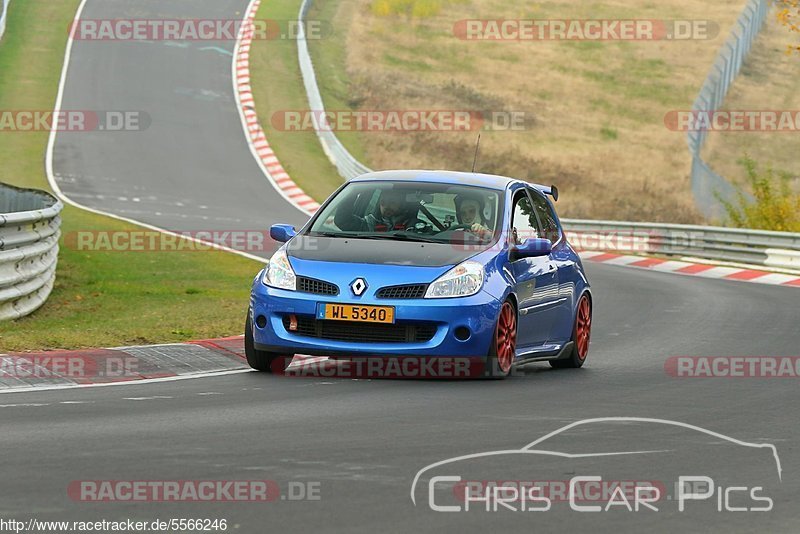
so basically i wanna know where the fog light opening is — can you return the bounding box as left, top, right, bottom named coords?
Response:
left=454, top=326, right=471, bottom=341
left=255, top=315, right=268, bottom=329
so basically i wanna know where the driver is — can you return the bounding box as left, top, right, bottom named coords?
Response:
left=455, top=194, right=493, bottom=239
left=334, top=189, right=419, bottom=232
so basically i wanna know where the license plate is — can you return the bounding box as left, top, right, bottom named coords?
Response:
left=318, top=303, right=395, bottom=324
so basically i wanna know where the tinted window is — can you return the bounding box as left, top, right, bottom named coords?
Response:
left=510, top=192, right=539, bottom=246
left=529, top=190, right=560, bottom=244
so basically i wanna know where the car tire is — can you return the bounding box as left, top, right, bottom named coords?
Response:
left=244, top=309, right=293, bottom=373
left=484, top=300, right=517, bottom=379
left=550, top=293, right=592, bottom=369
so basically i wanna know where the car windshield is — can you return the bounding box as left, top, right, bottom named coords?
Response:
left=307, top=181, right=503, bottom=245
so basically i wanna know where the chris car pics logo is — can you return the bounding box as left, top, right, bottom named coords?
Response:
left=410, top=417, right=781, bottom=513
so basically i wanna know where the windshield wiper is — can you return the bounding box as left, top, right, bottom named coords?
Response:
left=309, top=231, right=368, bottom=239
left=384, top=232, right=442, bottom=243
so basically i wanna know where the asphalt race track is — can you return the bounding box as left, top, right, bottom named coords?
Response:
left=51, top=0, right=306, bottom=245
left=2, top=262, right=799, bottom=532
left=13, top=0, right=800, bottom=531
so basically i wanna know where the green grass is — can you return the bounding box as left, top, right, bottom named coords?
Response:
left=247, top=0, right=759, bottom=223
left=0, top=0, right=259, bottom=351
left=0, top=207, right=258, bottom=351
left=248, top=0, right=347, bottom=202
left=370, top=0, right=453, bottom=18
left=580, top=55, right=682, bottom=107
left=382, top=52, right=433, bottom=71
left=305, top=0, right=371, bottom=165
left=600, top=126, right=618, bottom=140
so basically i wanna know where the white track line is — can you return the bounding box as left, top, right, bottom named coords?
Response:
left=45, top=0, right=267, bottom=263
left=27, top=0, right=276, bottom=394
left=0, top=369, right=253, bottom=395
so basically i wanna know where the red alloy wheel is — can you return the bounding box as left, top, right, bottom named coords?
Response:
left=575, top=295, right=592, bottom=360
left=495, top=301, right=517, bottom=373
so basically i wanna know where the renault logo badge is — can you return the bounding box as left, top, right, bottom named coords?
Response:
left=350, top=278, right=367, bottom=296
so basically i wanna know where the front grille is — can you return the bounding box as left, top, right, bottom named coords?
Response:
left=375, top=283, right=428, bottom=299
left=296, top=276, right=339, bottom=296
left=282, top=316, right=437, bottom=343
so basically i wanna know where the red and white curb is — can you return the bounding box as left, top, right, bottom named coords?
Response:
left=234, top=0, right=320, bottom=215
left=579, top=250, right=800, bottom=288
left=0, top=336, right=329, bottom=393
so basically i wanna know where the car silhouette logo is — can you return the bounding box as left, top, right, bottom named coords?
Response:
left=350, top=278, right=368, bottom=296
left=409, top=417, right=783, bottom=506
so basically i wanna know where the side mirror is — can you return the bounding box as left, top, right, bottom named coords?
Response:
left=513, top=238, right=552, bottom=259
left=270, top=224, right=297, bottom=243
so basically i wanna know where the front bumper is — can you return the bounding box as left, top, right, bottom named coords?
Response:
left=250, top=278, right=501, bottom=358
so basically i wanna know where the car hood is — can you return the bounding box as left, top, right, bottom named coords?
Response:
left=286, top=235, right=483, bottom=267
left=287, top=255, right=452, bottom=294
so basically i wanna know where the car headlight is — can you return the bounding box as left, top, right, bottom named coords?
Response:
left=425, top=261, right=484, bottom=299
left=262, top=248, right=296, bottom=290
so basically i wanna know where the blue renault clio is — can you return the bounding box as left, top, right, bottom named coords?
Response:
left=247, top=170, right=592, bottom=378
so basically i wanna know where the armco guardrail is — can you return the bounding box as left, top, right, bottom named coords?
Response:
left=0, top=0, right=11, bottom=41
left=298, top=0, right=371, bottom=180
left=296, top=0, right=800, bottom=272
left=0, top=183, right=63, bottom=321
left=688, top=0, right=769, bottom=219
left=562, top=219, right=800, bottom=271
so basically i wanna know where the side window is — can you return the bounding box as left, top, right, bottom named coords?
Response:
left=510, top=192, right=539, bottom=246
left=529, top=190, right=560, bottom=244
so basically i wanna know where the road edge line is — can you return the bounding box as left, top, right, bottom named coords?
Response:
left=43, top=0, right=267, bottom=263
left=232, top=0, right=320, bottom=216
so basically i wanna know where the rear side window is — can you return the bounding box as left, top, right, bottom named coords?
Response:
left=529, top=190, right=560, bottom=244
left=510, top=192, right=539, bottom=245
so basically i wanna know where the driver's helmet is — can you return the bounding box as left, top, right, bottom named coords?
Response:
left=454, top=193, right=486, bottom=225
